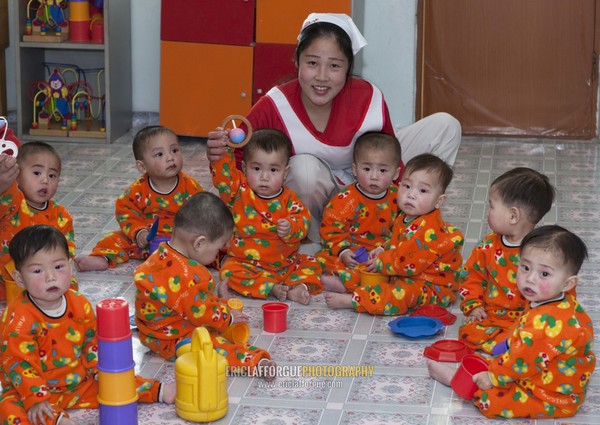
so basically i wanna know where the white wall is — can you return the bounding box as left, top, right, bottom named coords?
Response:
left=4, top=0, right=418, bottom=127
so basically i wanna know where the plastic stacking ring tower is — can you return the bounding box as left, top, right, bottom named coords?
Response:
left=175, top=327, right=228, bottom=422
left=69, top=0, right=91, bottom=42
left=96, top=298, right=138, bottom=424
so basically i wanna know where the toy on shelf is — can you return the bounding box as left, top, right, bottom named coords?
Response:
left=221, top=115, right=252, bottom=148
left=29, top=64, right=106, bottom=138
left=23, top=0, right=69, bottom=42
left=96, top=298, right=139, bottom=425
left=69, top=0, right=90, bottom=42
left=175, top=327, right=228, bottom=422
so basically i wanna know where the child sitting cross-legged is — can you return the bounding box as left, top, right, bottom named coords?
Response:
left=317, top=131, right=401, bottom=293
left=210, top=129, right=323, bottom=305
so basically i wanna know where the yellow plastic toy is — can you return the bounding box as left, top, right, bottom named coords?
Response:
left=175, top=327, right=228, bottom=422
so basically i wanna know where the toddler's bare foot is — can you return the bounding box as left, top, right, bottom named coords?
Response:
left=74, top=255, right=109, bottom=272
left=287, top=284, right=310, bottom=305
left=217, top=279, right=231, bottom=299
left=321, top=274, right=347, bottom=293
left=325, top=292, right=354, bottom=309
left=258, top=358, right=277, bottom=382
left=161, top=381, right=177, bottom=404
left=271, top=283, right=289, bottom=301
left=426, top=358, right=454, bottom=386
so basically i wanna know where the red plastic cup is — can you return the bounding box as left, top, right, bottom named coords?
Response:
left=96, top=298, right=130, bottom=339
left=451, top=354, right=489, bottom=399
left=262, top=302, right=288, bottom=333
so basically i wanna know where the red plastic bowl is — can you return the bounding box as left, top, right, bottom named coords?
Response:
left=423, top=339, right=473, bottom=362
left=410, top=305, right=457, bottom=325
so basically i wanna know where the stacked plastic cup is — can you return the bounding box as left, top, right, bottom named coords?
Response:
left=96, top=298, right=138, bottom=424
left=69, top=0, right=91, bottom=42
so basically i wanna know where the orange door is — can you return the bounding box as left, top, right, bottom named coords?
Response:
left=417, top=0, right=600, bottom=138
left=160, top=42, right=253, bottom=136
left=256, top=0, right=351, bottom=44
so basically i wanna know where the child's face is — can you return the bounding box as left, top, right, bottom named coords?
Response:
left=397, top=169, right=446, bottom=219
left=297, top=35, right=349, bottom=112
left=16, top=152, right=61, bottom=209
left=14, top=246, right=71, bottom=310
left=486, top=189, right=514, bottom=235
left=517, top=246, right=576, bottom=303
left=352, top=149, right=400, bottom=195
left=192, top=230, right=232, bottom=266
left=137, top=133, right=183, bottom=180
left=243, top=149, right=290, bottom=197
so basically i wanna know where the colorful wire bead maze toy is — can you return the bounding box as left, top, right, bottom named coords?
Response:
left=23, top=0, right=69, bottom=42
left=28, top=64, right=106, bottom=138
left=175, top=327, right=229, bottom=422
left=96, top=298, right=138, bottom=425
left=221, top=114, right=253, bottom=148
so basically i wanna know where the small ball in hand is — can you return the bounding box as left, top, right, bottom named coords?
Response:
left=229, top=128, right=246, bottom=144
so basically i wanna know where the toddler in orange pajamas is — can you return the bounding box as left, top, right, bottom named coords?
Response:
left=317, top=132, right=401, bottom=294
left=459, top=168, right=555, bottom=353
left=0, top=225, right=175, bottom=425
left=327, top=153, right=463, bottom=314
left=428, top=225, right=595, bottom=419
left=134, top=192, right=276, bottom=378
left=210, top=129, right=322, bottom=305
left=75, top=125, right=203, bottom=271
left=0, top=142, right=77, bottom=301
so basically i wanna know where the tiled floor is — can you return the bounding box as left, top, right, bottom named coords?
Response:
left=1, top=129, right=600, bottom=424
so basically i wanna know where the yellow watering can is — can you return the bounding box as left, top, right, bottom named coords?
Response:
left=175, top=327, right=228, bottom=422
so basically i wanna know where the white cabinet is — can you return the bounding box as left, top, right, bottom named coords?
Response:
left=13, top=0, right=131, bottom=143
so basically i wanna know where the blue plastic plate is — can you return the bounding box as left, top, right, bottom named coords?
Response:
left=388, top=316, right=444, bottom=338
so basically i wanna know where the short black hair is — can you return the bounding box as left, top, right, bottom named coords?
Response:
left=132, top=125, right=178, bottom=161
left=9, top=225, right=70, bottom=271
left=403, top=153, right=453, bottom=192
left=490, top=167, right=555, bottom=224
left=17, top=141, right=61, bottom=171
left=353, top=131, right=402, bottom=165
left=174, top=192, right=234, bottom=242
left=520, top=225, right=588, bottom=276
left=242, top=129, right=293, bottom=164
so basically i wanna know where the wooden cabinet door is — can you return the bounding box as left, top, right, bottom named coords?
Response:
left=160, top=42, right=253, bottom=136
left=253, top=43, right=297, bottom=104
left=256, top=0, right=351, bottom=44
left=161, top=0, right=255, bottom=45
left=417, top=0, right=600, bottom=138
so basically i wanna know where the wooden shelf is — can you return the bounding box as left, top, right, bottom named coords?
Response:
left=13, top=0, right=131, bottom=144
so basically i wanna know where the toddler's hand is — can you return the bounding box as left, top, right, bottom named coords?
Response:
left=207, top=127, right=228, bottom=162
left=465, top=306, right=487, bottom=323
left=0, top=154, right=19, bottom=193
left=28, top=400, right=55, bottom=425
left=473, top=371, right=493, bottom=390
left=231, top=309, right=249, bottom=323
left=368, top=246, right=385, bottom=260
left=340, top=250, right=359, bottom=268
left=276, top=218, right=292, bottom=238
left=364, top=256, right=378, bottom=272
left=136, top=229, right=150, bottom=249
